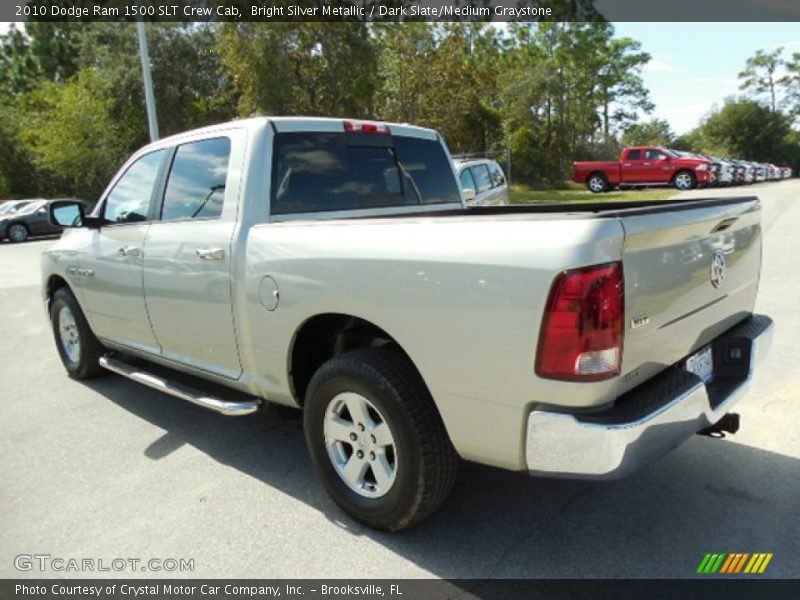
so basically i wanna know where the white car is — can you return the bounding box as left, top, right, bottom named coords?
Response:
left=453, top=159, right=508, bottom=206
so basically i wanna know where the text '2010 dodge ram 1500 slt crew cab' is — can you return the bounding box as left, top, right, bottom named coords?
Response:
left=43, top=117, right=773, bottom=531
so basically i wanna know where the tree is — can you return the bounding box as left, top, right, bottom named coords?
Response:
left=680, top=97, right=793, bottom=163
left=739, top=47, right=785, bottom=113
left=621, top=119, right=674, bottom=147
left=782, top=51, right=800, bottom=118
left=218, top=23, right=377, bottom=118
left=17, top=68, right=133, bottom=200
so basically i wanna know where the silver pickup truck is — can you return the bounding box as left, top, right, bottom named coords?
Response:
left=42, top=117, right=773, bottom=531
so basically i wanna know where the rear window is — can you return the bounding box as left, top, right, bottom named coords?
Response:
left=488, top=162, right=506, bottom=187
left=271, top=132, right=460, bottom=215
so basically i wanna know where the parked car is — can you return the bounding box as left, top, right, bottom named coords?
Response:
left=453, top=158, right=508, bottom=206
left=697, top=155, right=734, bottom=186
left=43, top=117, right=772, bottom=531
left=0, top=199, right=89, bottom=242
left=574, top=146, right=712, bottom=192
left=779, top=166, right=792, bottom=178
left=731, top=160, right=754, bottom=184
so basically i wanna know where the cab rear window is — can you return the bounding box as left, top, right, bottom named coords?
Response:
left=271, top=132, right=460, bottom=215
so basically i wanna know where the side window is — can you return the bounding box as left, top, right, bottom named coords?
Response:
left=103, top=149, right=166, bottom=224
left=645, top=149, right=667, bottom=160
left=459, top=167, right=476, bottom=191
left=471, top=165, right=492, bottom=193
left=627, top=149, right=642, bottom=160
left=488, top=162, right=506, bottom=187
left=161, top=137, right=231, bottom=222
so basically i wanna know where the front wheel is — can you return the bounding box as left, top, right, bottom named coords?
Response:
left=50, top=287, right=105, bottom=379
left=304, top=347, right=458, bottom=531
left=673, top=170, right=696, bottom=191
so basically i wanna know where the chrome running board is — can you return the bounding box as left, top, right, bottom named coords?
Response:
left=98, top=356, right=261, bottom=416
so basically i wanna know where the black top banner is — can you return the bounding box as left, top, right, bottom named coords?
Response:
left=3, top=0, right=800, bottom=22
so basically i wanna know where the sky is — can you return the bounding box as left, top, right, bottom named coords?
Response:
left=1, top=20, right=798, bottom=134
left=613, top=22, right=800, bottom=133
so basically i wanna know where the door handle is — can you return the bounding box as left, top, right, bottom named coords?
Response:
left=196, top=247, right=225, bottom=261
left=643, top=162, right=651, bottom=166
left=623, top=163, right=632, bottom=167
left=118, top=245, right=142, bottom=257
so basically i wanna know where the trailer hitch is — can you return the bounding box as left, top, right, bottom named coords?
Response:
left=698, top=413, right=740, bottom=439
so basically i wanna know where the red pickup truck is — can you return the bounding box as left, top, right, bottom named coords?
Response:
left=574, top=147, right=712, bottom=193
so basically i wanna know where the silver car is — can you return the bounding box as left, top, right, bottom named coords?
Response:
left=454, top=159, right=509, bottom=206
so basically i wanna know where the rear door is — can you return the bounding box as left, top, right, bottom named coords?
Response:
left=620, top=148, right=646, bottom=183
left=617, top=198, right=762, bottom=393
left=470, top=164, right=494, bottom=204
left=142, top=132, right=244, bottom=379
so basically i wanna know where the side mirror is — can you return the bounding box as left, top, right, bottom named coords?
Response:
left=49, top=201, right=93, bottom=229
left=462, top=187, right=477, bottom=203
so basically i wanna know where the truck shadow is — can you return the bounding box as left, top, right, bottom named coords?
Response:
left=85, top=376, right=799, bottom=579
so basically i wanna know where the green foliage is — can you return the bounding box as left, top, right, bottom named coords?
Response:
left=622, top=119, right=675, bottom=147
left=0, top=21, right=655, bottom=196
left=17, top=68, right=131, bottom=200
left=677, top=98, right=797, bottom=169
left=219, top=22, right=377, bottom=117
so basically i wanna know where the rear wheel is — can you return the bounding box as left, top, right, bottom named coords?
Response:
left=50, top=287, right=105, bottom=379
left=673, top=170, right=696, bottom=191
left=7, top=223, right=29, bottom=243
left=304, top=347, right=458, bottom=531
left=587, top=173, right=608, bottom=193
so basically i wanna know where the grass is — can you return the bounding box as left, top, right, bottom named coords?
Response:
left=509, top=182, right=679, bottom=205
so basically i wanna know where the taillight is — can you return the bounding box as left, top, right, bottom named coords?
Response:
left=343, top=120, right=390, bottom=135
left=535, top=262, right=624, bottom=381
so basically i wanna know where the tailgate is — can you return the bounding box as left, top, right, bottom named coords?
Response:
left=617, top=197, right=762, bottom=393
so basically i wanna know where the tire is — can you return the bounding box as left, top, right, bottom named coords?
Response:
left=586, top=173, right=608, bottom=193
left=673, top=170, right=696, bottom=191
left=7, top=222, right=29, bottom=243
left=50, top=286, right=105, bottom=379
left=304, top=347, right=458, bottom=531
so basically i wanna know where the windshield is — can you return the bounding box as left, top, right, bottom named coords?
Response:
left=0, top=201, right=32, bottom=215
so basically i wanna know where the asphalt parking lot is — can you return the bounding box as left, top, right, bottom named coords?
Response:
left=1, top=181, right=798, bottom=580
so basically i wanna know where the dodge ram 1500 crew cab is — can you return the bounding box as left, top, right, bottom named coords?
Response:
left=574, top=146, right=713, bottom=193
left=43, top=117, right=773, bottom=530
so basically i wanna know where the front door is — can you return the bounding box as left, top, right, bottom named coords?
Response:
left=77, top=149, right=168, bottom=354
left=641, top=148, right=671, bottom=182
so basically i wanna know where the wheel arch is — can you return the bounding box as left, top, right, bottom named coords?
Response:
left=45, top=274, right=72, bottom=311
left=671, top=168, right=695, bottom=184
left=288, top=313, right=429, bottom=409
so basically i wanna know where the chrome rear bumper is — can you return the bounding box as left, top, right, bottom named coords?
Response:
left=526, top=314, right=774, bottom=479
